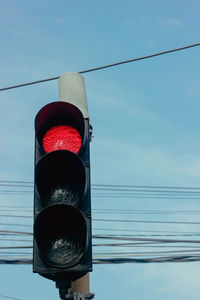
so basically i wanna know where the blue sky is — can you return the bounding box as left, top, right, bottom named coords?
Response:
left=1, top=1, right=200, bottom=300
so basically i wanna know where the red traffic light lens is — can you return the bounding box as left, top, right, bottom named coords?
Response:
left=43, top=125, right=82, bottom=154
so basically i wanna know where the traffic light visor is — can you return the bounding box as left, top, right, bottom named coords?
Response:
left=35, top=102, right=85, bottom=154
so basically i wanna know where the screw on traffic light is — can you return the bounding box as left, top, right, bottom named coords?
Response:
left=33, top=93, right=92, bottom=297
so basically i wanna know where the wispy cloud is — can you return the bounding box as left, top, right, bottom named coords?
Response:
left=158, top=17, right=183, bottom=28
left=56, top=17, right=66, bottom=25
left=92, top=134, right=200, bottom=187
left=185, top=80, right=200, bottom=99
left=122, top=19, right=137, bottom=29
left=141, top=38, right=157, bottom=48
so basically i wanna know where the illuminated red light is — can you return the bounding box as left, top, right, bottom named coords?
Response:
left=43, top=125, right=82, bottom=154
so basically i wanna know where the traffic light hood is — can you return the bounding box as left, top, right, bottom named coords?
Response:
left=35, top=101, right=85, bottom=155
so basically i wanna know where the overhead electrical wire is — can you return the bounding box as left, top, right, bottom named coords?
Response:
left=0, top=230, right=32, bottom=236
left=0, top=42, right=200, bottom=91
left=3, top=249, right=200, bottom=257
left=93, top=228, right=200, bottom=236
left=0, top=239, right=32, bottom=243
left=93, top=249, right=200, bottom=255
left=2, top=180, right=200, bottom=201
left=0, top=246, right=32, bottom=249
left=93, top=255, right=200, bottom=264
left=92, top=235, right=200, bottom=244
left=1, top=255, right=200, bottom=264
left=2, top=193, right=200, bottom=201
left=1, top=212, right=200, bottom=228
left=0, top=223, right=32, bottom=227
left=2, top=192, right=200, bottom=200
left=1, top=180, right=200, bottom=264
left=2, top=208, right=200, bottom=216
left=1, top=237, right=200, bottom=264
left=92, top=183, right=200, bottom=190
left=0, top=294, right=23, bottom=300
left=0, top=235, right=199, bottom=247
left=1, top=218, right=200, bottom=226
left=93, top=208, right=200, bottom=215
left=2, top=180, right=200, bottom=190
left=0, top=215, right=32, bottom=218
left=1, top=229, right=200, bottom=239
left=2, top=181, right=200, bottom=202
left=92, top=188, right=200, bottom=194
left=93, top=218, right=200, bottom=225
left=2, top=250, right=200, bottom=260
left=2, top=207, right=200, bottom=215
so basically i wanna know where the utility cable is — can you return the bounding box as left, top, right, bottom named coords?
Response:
left=92, top=235, right=200, bottom=244
left=2, top=218, right=200, bottom=226
left=93, top=218, right=200, bottom=225
left=0, top=294, right=23, bottom=300
left=0, top=42, right=200, bottom=91
left=2, top=217, right=200, bottom=226
left=1, top=255, right=200, bottom=264
left=2, top=180, right=200, bottom=190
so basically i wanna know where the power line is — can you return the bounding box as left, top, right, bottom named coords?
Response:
left=93, top=195, right=200, bottom=200
left=92, top=184, right=200, bottom=190
left=93, top=249, right=200, bottom=256
left=3, top=180, right=200, bottom=199
left=93, top=228, right=200, bottom=235
left=1, top=255, right=200, bottom=264
left=2, top=228, right=200, bottom=238
left=0, top=180, right=32, bottom=184
left=0, top=294, right=23, bottom=300
left=2, top=250, right=200, bottom=261
left=0, top=205, right=31, bottom=209
left=2, top=216, right=200, bottom=226
left=0, top=42, right=200, bottom=91
left=0, top=230, right=32, bottom=236
left=93, top=255, right=200, bottom=264
left=92, top=235, right=200, bottom=244
left=2, top=207, right=200, bottom=217
left=0, top=246, right=32, bottom=249
left=0, top=238, right=33, bottom=243
left=92, top=188, right=200, bottom=194
left=2, top=190, right=200, bottom=200
left=0, top=252, right=31, bottom=255
left=2, top=217, right=200, bottom=226
left=0, top=215, right=31, bottom=218
left=0, top=223, right=32, bottom=227
left=2, top=180, right=200, bottom=190
left=93, top=208, right=200, bottom=215
left=93, top=218, right=200, bottom=225
left=1, top=235, right=199, bottom=248
left=2, top=207, right=200, bottom=216
left=2, top=249, right=200, bottom=257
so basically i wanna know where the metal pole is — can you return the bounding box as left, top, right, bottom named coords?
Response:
left=69, top=273, right=90, bottom=294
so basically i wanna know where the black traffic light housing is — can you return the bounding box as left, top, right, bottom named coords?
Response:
left=33, top=101, right=92, bottom=284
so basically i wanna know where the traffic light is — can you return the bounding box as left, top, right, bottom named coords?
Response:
left=33, top=100, right=92, bottom=288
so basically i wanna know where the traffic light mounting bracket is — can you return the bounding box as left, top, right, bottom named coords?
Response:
left=56, top=278, right=95, bottom=300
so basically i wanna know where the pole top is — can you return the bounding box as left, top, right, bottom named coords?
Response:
left=58, top=72, right=90, bottom=119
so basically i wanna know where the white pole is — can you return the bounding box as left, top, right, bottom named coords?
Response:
left=58, top=72, right=90, bottom=119
left=58, top=72, right=90, bottom=294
